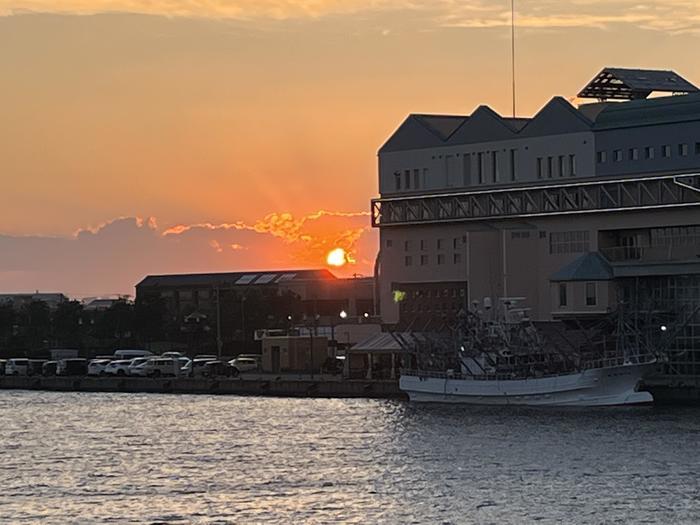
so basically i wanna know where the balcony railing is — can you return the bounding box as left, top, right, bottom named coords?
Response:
left=600, top=244, right=700, bottom=263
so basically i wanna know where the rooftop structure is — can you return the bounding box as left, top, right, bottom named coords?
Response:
left=577, top=67, right=698, bottom=101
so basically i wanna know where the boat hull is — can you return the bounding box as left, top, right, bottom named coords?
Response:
left=400, top=362, right=659, bottom=407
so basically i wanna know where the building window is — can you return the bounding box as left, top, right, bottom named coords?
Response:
left=437, top=254, right=445, bottom=265
left=550, top=231, right=590, bottom=255
left=679, top=144, right=689, bottom=157
left=695, top=142, right=700, bottom=155
left=629, top=148, right=639, bottom=161
left=462, top=153, right=472, bottom=186
left=404, top=240, right=412, bottom=251
left=491, top=151, right=499, bottom=183
left=613, top=149, right=623, bottom=162
left=558, top=155, right=565, bottom=177
left=404, top=169, right=411, bottom=189
left=511, top=231, right=531, bottom=239
left=477, top=152, right=484, bottom=184
left=453, top=253, right=462, bottom=264
left=585, top=282, right=597, bottom=306
left=453, top=238, right=459, bottom=249
left=423, top=168, right=429, bottom=187
left=420, top=239, right=426, bottom=251
left=537, top=157, right=543, bottom=179
left=413, top=169, right=420, bottom=189
left=597, top=151, right=607, bottom=163
left=547, top=156, right=553, bottom=178
left=405, top=256, right=413, bottom=267
left=662, top=145, right=671, bottom=158
left=559, top=283, right=567, bottom=307
left=437, top=239, right=444, bottom=250
left=569, top=154, right=576, bottom=176
left=420, top=254, right=428, bottom=266
left=539, top=231, right=547, bottom=239
left=394, top=172, right=401, bottom=190
left=645, top=146, right=655, bottom=160
left=385, top=239, right=393, bottom=248
left=510, top=149, right=517, bottom=181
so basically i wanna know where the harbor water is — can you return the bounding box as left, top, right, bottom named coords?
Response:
left=1, top=391, right=699, bottom=524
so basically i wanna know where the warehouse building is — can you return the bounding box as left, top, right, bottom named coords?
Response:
left=372, top=68, right=700, bottom=384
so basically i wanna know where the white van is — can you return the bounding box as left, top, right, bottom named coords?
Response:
left=137, top=357, right=181, bottom=378
left=113, top=349, right=152, bottom=360
left=5, top=358, right=29, bottom=376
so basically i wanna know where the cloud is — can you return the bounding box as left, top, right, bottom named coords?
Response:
left=2, top=0, right=700, bottom=33
left=0, top=211, right=377, bottom=297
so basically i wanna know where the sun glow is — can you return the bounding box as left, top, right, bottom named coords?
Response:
left=326, top=247, right=347, bottom=267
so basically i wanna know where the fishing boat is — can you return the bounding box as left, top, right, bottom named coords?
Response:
left=400, top=356, right=659, bottom=406
left=398, top=299, right=669, bottom=407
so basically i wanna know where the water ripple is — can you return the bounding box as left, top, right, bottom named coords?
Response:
left=0, top=391, right=699, bottom=523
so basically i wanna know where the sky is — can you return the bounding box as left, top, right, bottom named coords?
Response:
left=1, top=0, right=699, bottom=297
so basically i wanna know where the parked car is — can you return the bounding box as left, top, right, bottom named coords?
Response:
left=27, top=359, right=48, bottom=376
left=57, top=358, right=88, bottom=376
left=137, top=357, right=181, bottom=378
left=113, top=349, right=152, bottom=360
left=104, top=360, right=133, bottom=376
left=42, top=361, right=58, bottom=376
left=185, top=357, right=218, bottom=378
left=87, top=359, right=112, bottom=376
left=127, top=357, right=152, bottom=376
left=161, top=351, right=184, bottom=358
left=229, top=357, right=259, bottom=374
left=202, top=360, right=234, bottom=378
left=5, top=358, right=29, bottom=376
left=0, top=360, right=6, bottom=375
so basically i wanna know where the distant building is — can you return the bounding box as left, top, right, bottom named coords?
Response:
left=372, top=67, right=700, bottom=383
left=135, top=268, right=375, bottom=353
left=83, top=298, right=123, bottom=311
left=0, top=293, right=68, bottom=310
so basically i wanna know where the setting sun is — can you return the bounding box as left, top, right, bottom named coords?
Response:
left=326, top=247, right=347, bottom=267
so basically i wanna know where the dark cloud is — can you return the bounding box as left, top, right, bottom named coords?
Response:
left=0, top=212, right=377, bottom=297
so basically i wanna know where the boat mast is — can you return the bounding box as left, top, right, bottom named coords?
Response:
left=511, top=0, right=516, bottom=118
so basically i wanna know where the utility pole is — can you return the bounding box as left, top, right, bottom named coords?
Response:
left=216, top=286, right=223, bottom=358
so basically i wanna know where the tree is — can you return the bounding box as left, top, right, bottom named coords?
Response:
left=52, top=300, right=84, bottom=348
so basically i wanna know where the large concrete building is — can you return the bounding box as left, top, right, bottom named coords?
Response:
left=372, top=68, right=700, bottom=382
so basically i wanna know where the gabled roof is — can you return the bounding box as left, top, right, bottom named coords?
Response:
left=413, top=115, right=467, bottom=140
left=519, top=97, right=592, bottom=136
left=137, top=269, right=337, bottom=288
left=379, top=115, right=450, bottom=153
left=578, top=67, right=698, bottom=100
left=448, top=105, right=518, bottom=144
left=550, top=252, right=613, bottom=282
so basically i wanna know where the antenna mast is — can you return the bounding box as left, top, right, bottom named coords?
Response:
left=511, top=0, right=516, bottom=118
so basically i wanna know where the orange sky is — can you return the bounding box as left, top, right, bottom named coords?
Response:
left=1, top=1, right=699, bottom=295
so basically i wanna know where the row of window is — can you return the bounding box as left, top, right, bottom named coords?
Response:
left=550, top=231, right=590, bottom=255
left=386, top=237, right=467, bottom=251
left=405, top=253, right=463, bottom=266
left=558, top=282, right=597, bottom=307
left=650, top=226, right=700, bottom=247
left=597, top=142, right=700, bottom=164
left=536, top=154, right=577, bottom=179
left=394, top=168, right=428, bottom=191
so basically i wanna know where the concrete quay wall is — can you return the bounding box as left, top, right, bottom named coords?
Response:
left=0, top=375, right=406, bottom=399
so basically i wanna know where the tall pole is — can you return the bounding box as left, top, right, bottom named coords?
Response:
left=216, top=286, right=222, bottom=358
left=511, top=0, right=516, bottom=118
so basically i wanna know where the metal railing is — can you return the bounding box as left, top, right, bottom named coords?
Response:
left=600, top=244, right=700, bottom=263
left=402, top=354, right=658, bottom=380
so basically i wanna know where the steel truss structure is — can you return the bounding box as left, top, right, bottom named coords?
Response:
left=371, top=174, right=700, bottom=227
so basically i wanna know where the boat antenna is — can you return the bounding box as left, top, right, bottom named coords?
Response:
left=511, top=0, right=516, bottom=118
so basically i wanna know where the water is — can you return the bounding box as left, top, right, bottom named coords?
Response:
left=1, top=391, right=699, bottom=524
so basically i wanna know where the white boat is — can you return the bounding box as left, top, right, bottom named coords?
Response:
left=400, top=356, right=660, bottom=407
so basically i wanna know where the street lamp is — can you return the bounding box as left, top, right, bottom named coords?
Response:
left=339, top=310, right=348, bottom=319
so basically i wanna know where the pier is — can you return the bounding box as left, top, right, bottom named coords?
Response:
left=0, top=375, right=405, bottom=399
